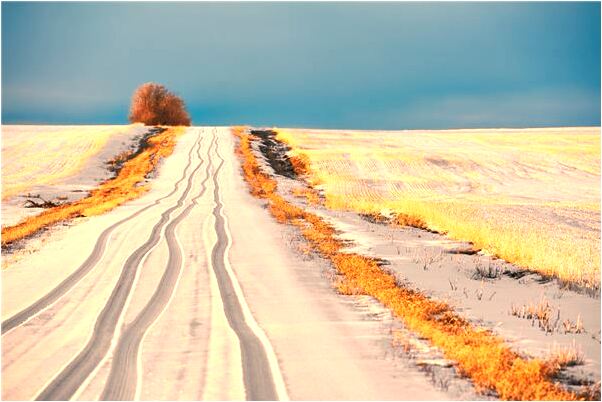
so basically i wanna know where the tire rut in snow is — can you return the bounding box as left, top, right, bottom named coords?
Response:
left=2, top=132, right=200, bottom=336
left=100, top=132, right=216, bottom=401
left=35, top=132, right=204, bottom=401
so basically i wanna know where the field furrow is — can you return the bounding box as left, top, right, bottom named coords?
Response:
left=276, top=127, right=601, bottom=290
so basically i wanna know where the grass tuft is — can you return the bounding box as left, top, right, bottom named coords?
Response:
left=548, top=341, right=585, bottom=369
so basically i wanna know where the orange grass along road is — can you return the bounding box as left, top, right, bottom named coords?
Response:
left=233, top=126, right=582, bottom=400
left=1, top=127, right=185, bottom=247
left=275, top=127, right=601, bottom=292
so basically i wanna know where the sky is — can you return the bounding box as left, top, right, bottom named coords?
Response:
left=2, top=2, right=600, bottom=129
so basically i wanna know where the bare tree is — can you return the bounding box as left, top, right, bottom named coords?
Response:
left=129, top=82, right=191, bottom=126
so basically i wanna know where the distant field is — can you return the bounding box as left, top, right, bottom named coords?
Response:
left=1, top=125, right=141, bottom=200
left=1, top=125, right=183, bottom=246
left=276, top=127, right=601, bottom=291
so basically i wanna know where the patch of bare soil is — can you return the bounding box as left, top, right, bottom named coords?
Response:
left=250, top=129, right=299, bottom=179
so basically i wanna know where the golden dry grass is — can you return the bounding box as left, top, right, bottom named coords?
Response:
left=1, top=127, right=184, bottom=246
left=548, top=341, right=585, bottom=369
left=1, top=125, right=140, bottom=200
left=275, top=127, right=601, bottom=291
left=291, top=187, right=322, bottom=206
left=232, top=126, right=580, bottom=400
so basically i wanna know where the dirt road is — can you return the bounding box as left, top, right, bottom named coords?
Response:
left=2, top=127, right=447, bottom=400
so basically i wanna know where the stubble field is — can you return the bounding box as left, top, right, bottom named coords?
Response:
left=275, top=127, right=601, bottom=291
left=1, top=125, right=146, bottom=200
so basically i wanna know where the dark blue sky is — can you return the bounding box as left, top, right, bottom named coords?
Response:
left=2, top=2, right=600, bottom=129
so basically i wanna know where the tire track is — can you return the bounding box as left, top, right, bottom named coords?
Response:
left=100, top=132, right=216, bottom=401
left=2, top=133, right=201, bottom=336
left=208, top=134, right=286, bottom=401
left=35, top=130, right=205, bottom=401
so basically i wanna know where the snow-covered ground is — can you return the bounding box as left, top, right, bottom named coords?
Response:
left=2, top=127, right=454, bottom=400
left=1, top=125, right=146, bottom=227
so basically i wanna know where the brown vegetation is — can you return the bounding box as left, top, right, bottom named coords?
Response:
left=22, top=194, right=66, bottom=209
left=288, top=153, right=311, bottom=177
left=392, top=212, right=429, bottom=230
left=1, top=127, right=184, bottom=247
left=106, top=150, right=134, bottom=173
left=129, top=82, right=191, bottom=126
left=510, top=297, right=585, bottom=335
left=549, top=341, right=585, bottom=369
left=291, top=187, right=322, bottom=206
left=232, top=126, right=581, bottom=401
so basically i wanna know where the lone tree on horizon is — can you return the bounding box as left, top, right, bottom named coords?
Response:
left=129, top=82, right=191, bottom=126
